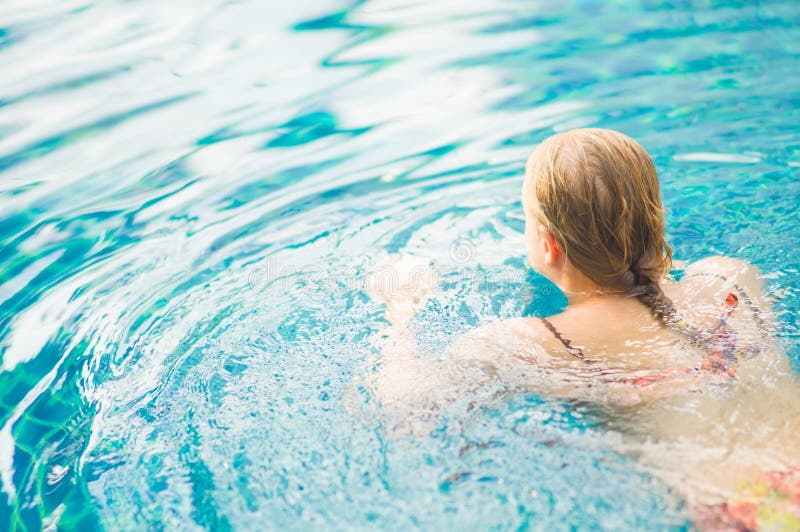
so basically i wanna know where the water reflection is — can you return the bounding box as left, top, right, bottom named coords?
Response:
left=0, top=0, right=798, bottom=529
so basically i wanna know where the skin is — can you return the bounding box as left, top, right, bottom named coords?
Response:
left=367, top=182, right=800, bottom=525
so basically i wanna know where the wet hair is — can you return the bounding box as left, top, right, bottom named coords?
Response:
left=523, top=128, right=679, bottom=327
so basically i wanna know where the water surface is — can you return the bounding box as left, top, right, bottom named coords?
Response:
left=1, top=0, right=799, bottom=529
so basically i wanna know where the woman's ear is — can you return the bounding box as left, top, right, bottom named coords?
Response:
left=538, top=226, right=561, bottom=266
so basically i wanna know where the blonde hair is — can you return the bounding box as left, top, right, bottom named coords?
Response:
left=524, top=128, right=676, bottom=323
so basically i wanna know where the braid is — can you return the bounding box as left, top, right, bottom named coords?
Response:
left=633, top=275, right=677, bottom=326
left=631, top=270, right=710, bottom=346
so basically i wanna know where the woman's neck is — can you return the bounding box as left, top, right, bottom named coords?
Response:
left=552, top=265, right=630, bottom=305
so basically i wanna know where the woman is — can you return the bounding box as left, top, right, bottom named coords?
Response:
left=367, top=129, right=800, bottom=529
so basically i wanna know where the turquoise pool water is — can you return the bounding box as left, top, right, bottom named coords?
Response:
left=2, top=0, right=799, bottom=529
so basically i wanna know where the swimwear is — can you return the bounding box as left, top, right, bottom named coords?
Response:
left=538, top=277, right=767, bottom=385
left=683, top=274, right=766, bottom=366
left=696, top=469, right=800, bottom=531
left=538, top=317, right=588, bottom=361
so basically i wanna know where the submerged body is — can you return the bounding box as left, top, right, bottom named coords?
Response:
left=371, top=255, right=800, bottom=528
left=367, top=129, right=800, bottom=529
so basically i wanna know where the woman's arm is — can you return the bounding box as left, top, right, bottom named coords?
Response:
left=365, top=257, right=623, bottom=432
left=365, top=254, right=448, bottom=434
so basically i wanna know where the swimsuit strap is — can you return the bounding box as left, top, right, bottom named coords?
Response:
left=539, top=273, right=766, bottom=374
left=538, top=318, right=587, bottom=361
left=682, top=272, right=768, bottom=362
left=682, top=272, right=767, bottom=329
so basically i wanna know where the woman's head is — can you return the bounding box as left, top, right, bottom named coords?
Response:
left=522, top=128, right=671, bottom=291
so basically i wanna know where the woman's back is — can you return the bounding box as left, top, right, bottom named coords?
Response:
left=507, top=255, right=800, bottom=507
left=530, top=256, right=772, bottom=372
left=371, top=253, right=799, bottom=507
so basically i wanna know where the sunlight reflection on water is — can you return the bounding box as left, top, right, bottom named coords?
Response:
left=1, top=0, right=799, bottom=529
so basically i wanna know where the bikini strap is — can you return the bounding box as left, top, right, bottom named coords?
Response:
left=682, top=272, right=767, bottom=363
left=682, top=272, right=766, bottom=329
left=539, top=276, right=761, bottom=368
left=539, top=318, right=587, bottom=361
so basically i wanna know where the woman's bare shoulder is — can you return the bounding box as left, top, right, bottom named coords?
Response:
left=449, top=317, right=566, bottom=351
left=684, top=256, right=762, bottom=282
left=666, top=256, right=766, bottom=305
left=442, top=317, right=588, bottom=372
left=665, top=255, right=773, bottom=334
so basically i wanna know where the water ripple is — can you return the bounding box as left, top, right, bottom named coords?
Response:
left=0, top=0, right=798, bottom=529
